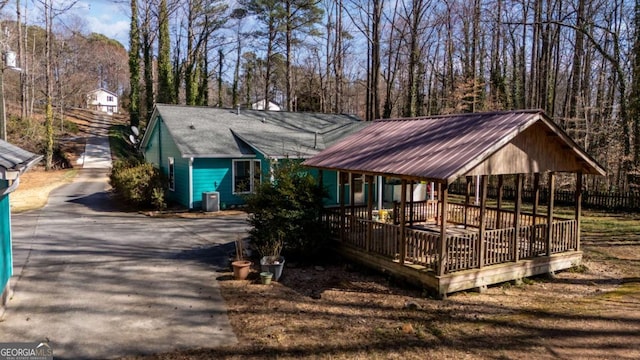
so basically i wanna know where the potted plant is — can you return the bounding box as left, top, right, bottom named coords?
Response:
left=231, top=235, right=251, bottom=280
left=257, top=233, right=285, bottom=281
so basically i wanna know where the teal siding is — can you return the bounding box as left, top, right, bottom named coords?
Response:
left=142, top=120, right=162, bottom=167
left=143, top=117, right=190, bottom=207
left=313, top=170, right=381, bottom=206
left=170, top=157, right=190, bottom=207
left=192, top=156, right=273, bottom=209
left=1, top=183, right=12, bottom=294
left=192, top=158, right=234, bottom=209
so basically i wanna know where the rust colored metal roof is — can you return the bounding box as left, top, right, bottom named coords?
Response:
left=303, top=110, right=606, bottom=182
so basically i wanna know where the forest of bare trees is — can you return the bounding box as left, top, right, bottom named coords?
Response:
left=1, top=1, right=640, bottom=191
left=0, top=1, right=129, bottom=168
left=128, top=0, right=640, bottom=191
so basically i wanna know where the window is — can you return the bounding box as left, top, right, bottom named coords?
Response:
left=168, top=157, right=175, bottom=191
left=107, top=96, right=114, bottom=102
left=233, top=159, right=261, bottom=194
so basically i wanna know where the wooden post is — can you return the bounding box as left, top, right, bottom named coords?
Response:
left=530, top=173, right=540, bottom=256
left=464, top=176, right=472, bottom=228
left=437, top=182, right=443, bottom=226
left=366, top=175, right=374, bottom=252
left=409, top=180, right=415, bottom=226
left=497, top=175, right=504, bottom=229
left=399, top=179, right=407, bottom=264
left=478, top=175, right=488, bottom=269
left=340, top=172, right=347, bottom=242
left=513, top=174, right=522, bottom=262
left=350, top=173, right=356, bottom=216
left=575, top=172, right=583, bottom=251
left=546, top=172, right=556, bottom=256
left=437, top=182, right=448, bottom=276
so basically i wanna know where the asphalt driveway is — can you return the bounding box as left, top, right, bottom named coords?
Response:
left=1, top=121, right=245, bottom=358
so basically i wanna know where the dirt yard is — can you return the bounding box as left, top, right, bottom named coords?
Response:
left=118, top=212, right=640, bottom=360
left=12, top=125, right=639, bottom=359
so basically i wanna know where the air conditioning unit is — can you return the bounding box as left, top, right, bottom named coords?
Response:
left=202, top=191, right=220, bottom=212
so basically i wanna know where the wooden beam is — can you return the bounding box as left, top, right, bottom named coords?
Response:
left=531, top=173, right=540, bottom=255
left=464, top=176, right=472, bottom=228
left=399, top=179, right=407, bottom=265
left=513, top=174, right=523, bottom=262
left=340, top=172, right=347, bottom=242
left=497, top=175, right=504, bottom=229
left=437, top=182, right=443, bottom=226
left=438, top=182, right=448, bottom=276
left=575, top=172, right=583, bottom=251
left=350, top=173, right=356, bottom=215
left=409, top=180, right=415, bottom=226
left=546, top=173, right=556, bottom=256
left=366, top=175, right=374, bottom=252
left=478, top=175, right=488, bottom=269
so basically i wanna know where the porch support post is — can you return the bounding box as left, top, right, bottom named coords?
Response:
left=350, top=173, right=356, bottom=216
left=399, top=179, right=407, bottom=264
left=513, top=174, right=523, bottom=262
left=464, top=176, right=472, bottom=228
left=340, top=172, right=347, bottom=242
left=437, top=181, right=448, bottom=275
left=478, top=175, right=488, bottom=269
left=530, top=173, right=540, bottom=255
left=437, top=182, right=443, bottom=225
left=546, top=172, right=556, bottom=256
left=575, top=172, right=583, bottom=251
left=497, top=175, right=504, bottom=228
left=409, top=180, right=415, bottom=226
left=366, top=175, right=374, bottom=252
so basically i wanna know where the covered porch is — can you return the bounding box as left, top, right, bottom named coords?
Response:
left=305, top=110, right=606, bottom=297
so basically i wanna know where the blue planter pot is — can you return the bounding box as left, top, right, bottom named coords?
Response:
left=260, top=256, right=285, bottom=281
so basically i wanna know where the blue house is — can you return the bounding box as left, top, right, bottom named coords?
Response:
left=1, top=140, right=42, bottom=314
left=139, top=104, right=371, bottom=210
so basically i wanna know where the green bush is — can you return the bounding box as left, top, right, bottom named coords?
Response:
left=109, top=160, right=167, bottom=210
left=245, top=160, right=329, bottom=261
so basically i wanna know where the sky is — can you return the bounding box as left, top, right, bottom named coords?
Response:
left=4, top=0, right=130, bottom=47
left=71, top=0, right=130, bottom=47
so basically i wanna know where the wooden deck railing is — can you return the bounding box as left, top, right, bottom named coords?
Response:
left=444, top=203, right=548, bottom=229
left=323, top=207, right=578, bottom=275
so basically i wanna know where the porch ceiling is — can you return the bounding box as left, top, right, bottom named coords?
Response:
left=303, top=110, right=606, bottom=182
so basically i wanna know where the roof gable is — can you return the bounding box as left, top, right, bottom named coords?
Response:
left=303, top=110, right=606, bottom=182
left=87, top=88, right=118, bottom=97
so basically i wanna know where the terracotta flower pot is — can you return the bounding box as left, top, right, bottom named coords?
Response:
left=231, top=260, right=252, bottom=280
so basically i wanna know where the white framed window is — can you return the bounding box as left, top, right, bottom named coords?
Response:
left=168, top=157, right=175, bottom=191
left=233, top=159, right=261, bottom=194
left=107, top=96, right=114, bottom=102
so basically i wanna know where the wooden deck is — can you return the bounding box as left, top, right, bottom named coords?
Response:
left=323, top=201, right=581, bottom=297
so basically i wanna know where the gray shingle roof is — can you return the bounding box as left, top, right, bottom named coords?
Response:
left=0, top=140, right=42, bottom=177
left=144, top=104, right=365, bottom=158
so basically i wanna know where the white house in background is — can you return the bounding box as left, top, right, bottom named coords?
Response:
left=251, top=99, right=281, bottom=111
left=86, top=88, right=118, bottom=114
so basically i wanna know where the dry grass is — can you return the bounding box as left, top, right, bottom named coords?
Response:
left=125, top=228, right=640, bottom=360
left=10, top=168, right=77, bottom=212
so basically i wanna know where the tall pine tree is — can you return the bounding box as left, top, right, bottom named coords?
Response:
left=157, top=0, right=174, bottom=104
left=129, top=0, right=141, bottom=127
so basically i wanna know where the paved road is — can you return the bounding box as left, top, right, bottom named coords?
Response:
left=1, top=114, right=245, bottom=359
